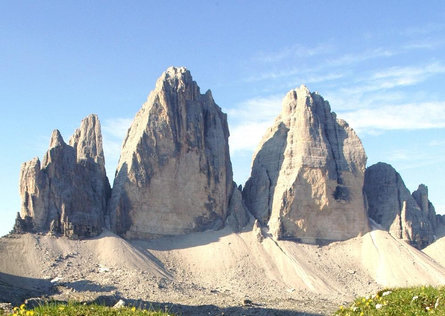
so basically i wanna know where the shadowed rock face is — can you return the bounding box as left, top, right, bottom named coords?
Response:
left=364, top=162, right=439, bottom=249
left=108, top=67, right=235, bottom=239
left=226, top=184, right=250, bottom=233
left=17, top=114, right=110, bottom=238
left=412, top=184, right=439, bottom=233
left=243, top=85, right=369, bottom=243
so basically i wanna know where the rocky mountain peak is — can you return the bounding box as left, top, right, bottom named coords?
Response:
left=16, top=114, right=110, bottom=238
left=49, top=129, right=65, bottom=148
left=153, top=66, right=198, bottom=99
left=280, top=85, right=334, bottom=126
left=163, top=66, right=191, bottom=81
left=412, top=184, right=429, bottom=212
left=364, top=162, right=441, bottom=248
left=243, top=86, right=368, bottom=243
left=69, top=114, right=105, bottom=167
left=109, top=67, right=245, bottom=239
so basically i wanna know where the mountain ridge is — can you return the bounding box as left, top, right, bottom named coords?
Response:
left=4, top=66, right=445, bottom=315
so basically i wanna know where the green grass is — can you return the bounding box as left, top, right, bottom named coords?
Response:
left=2, top=302, right=172, bottom=316
left=335, top=286, right=445, bottom=315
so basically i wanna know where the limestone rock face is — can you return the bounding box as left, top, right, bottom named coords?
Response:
left=243, top=85, right=369, bottom=243
left=108, top=67, right=234, bottom=239
left=226, top=184, right=250, bottom=233
left=17, top=114, right=110, bottom=238
left=364, top=162, right=435, bottom=248
left=412, top=184, right=438, bottom=232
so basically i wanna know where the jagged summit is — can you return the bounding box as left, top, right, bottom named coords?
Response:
left=243, top=85, right=369, bottom=243
left=69, top=114, right=105, bottom=167
left=154, top=66, right=191, bottom=91
left=49, top=129, right=65, bottom=148
left=152, top=66, right=214, bottom=100
left=15, top=114, right=110, bottom=238
left=160, top=66, right=191, bottom=82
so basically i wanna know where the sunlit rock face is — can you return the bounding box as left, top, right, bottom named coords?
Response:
left=108, top=67, right=237, bottom=239
left=17, top=114, right=110, bottom=238
left=364, top=163, right=438, bottom=249
left=243, top=85, right=369, bottom=243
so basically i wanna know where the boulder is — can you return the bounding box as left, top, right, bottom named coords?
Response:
left=17, top=114, right=110, bottom=238
left=243, top=85, right=369, bottom=243
left=108, top=67, right=235, bottom=238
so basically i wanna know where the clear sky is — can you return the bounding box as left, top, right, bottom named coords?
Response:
left=1, top=1, right=444, bottom=237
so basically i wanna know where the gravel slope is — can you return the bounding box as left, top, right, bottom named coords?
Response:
left=1, top=225, right=445, bottom=315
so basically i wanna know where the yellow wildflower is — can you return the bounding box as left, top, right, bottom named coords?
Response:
left=131, top=306, right=136, bottom=312
left=26, top=311, right=34, bottom=316
left=20, top=304, right=26, bottom=310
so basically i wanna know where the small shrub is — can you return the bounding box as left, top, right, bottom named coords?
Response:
left=335, top=286, right=445, bottom=315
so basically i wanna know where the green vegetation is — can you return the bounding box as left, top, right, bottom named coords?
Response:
left=2, top=302, right=172, bottom=316
left=335, top=286, right=445, bottom=315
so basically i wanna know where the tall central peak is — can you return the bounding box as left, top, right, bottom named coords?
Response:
left=108, top=67, right=237, bottom=239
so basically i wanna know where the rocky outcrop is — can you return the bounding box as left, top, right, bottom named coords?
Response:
left=243, top=85, right=369, bottom=243
left=414, top=185, right=445, bottom=241
left=412, top=184, right=438, bottom=232
left=17, top=114, right=110, bottom=238
left=108, top=67, right=235, bottom=239
left=226, top=184, right=250, bottom=232
left=364, top=162, right=436, bottom=248
left=12, top=213, right=33, bottom=234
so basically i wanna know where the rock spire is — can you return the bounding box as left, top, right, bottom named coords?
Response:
left=16, top=114, right=110, bottom=238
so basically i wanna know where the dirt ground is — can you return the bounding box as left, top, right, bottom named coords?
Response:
left=1, top=222, right=445, bottom=315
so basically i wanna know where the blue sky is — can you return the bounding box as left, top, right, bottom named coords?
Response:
left=1, top=1, right=444, bottom=236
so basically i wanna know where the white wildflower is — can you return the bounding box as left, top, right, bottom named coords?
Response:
left=412, top=295, right=419, bottom=301
left=382, top=290, right=392, bottom=297
left=375, top=303, right=383, bottom=309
